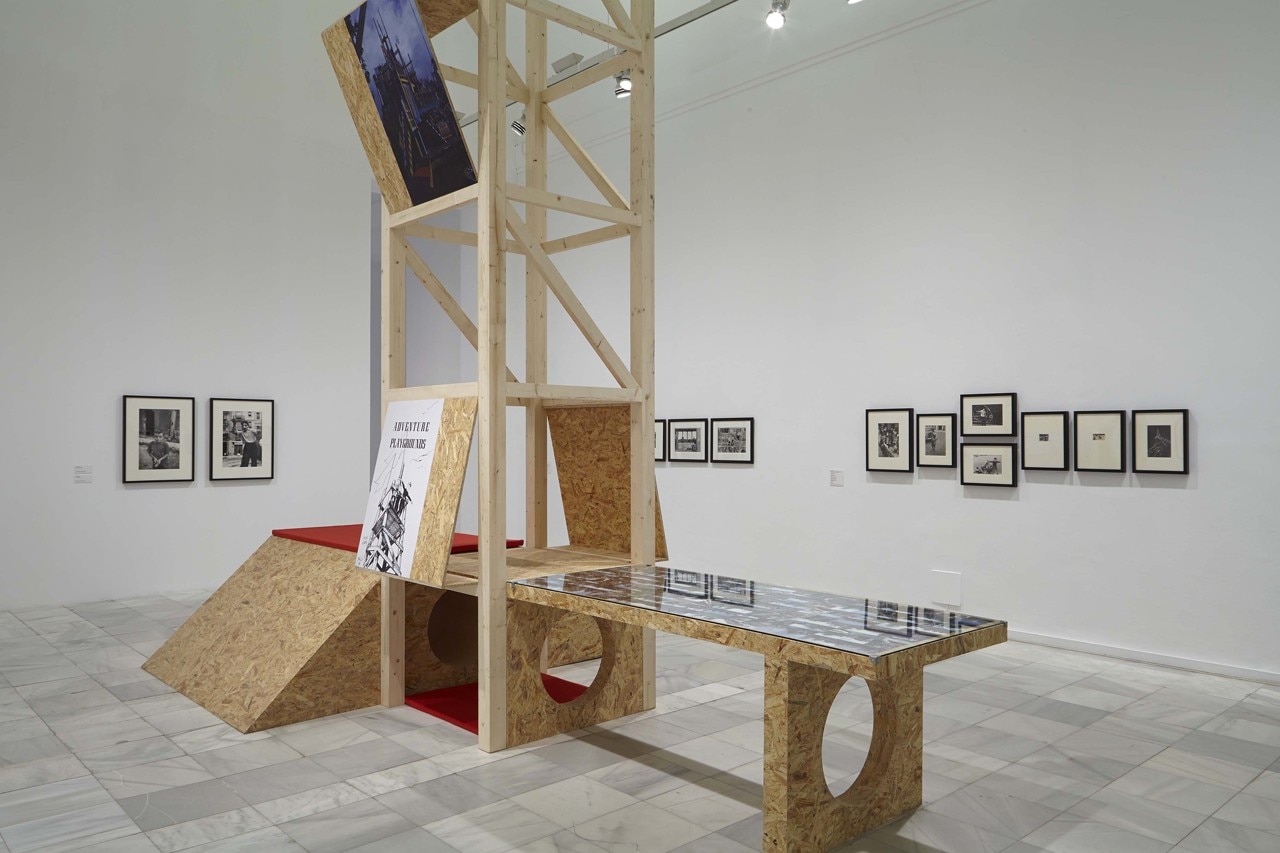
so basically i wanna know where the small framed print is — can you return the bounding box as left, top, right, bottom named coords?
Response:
left=916, top=413, right=956, bottom=468
left=654, top=419, right=667, bottom=462
left=710, top=575, right=755, bottom=606
left=1074, top=410, right=1126, bottom=472
left=1021, top=411, right=1069, bottom=471
left=210, top=398, right=275, bottom=481
left=1132, top=409, right=1188, bottom=474
left=960, top=393, right=1018, bottom=437
left=123, top=395, right=196, bottom=483
left=863, top=600, right=912, bottom=637
left=866, top=408, right=914, bottom=472
left=663, top=569, right=709, bottom=598
left=961, top=442, right=1018, bottom=487
left=668, top=419, right=708, bottom=462
left=710, top=417, right=754, bottom=464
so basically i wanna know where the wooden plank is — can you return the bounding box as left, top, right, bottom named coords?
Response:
left=403, top=221, right=627, bottom=255
left=381, top=204, right=406, bottom=422
left=601, top=0, right=638, bottom=38
left=509, top=384, right=642, bottom=404
left=386, top=185, right=480, bottom=229
left=506, top=205, right=638, bottom=389
left=413, top=0, right=479, bottom=37
left=385, top=383, right=479, bottom=401
left=543, top=103, right=628, bottom=209
left=526, top=10, right=550, bottom=551
left=508, top=0, right=640, bottom=52
left=439, top=62, right=529, bottom=103
left=509, top=184, right=639, bottom=226
left=402, top=223, right=480, bottom=247
left=466, top=12, right=531, bottom=104
left=545, top=51, right=634, bottom=103
left=380, top=577, right=406, bottom=708
left=543, top=223, right=630, bottom=254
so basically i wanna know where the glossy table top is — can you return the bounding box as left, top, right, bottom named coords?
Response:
left=512, top=566, right=1003, bottom=660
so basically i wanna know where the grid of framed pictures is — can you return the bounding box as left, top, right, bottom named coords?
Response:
left=657, top=417, right=756, bottom=464
left=866, top=408, right=914, bottom=472
left=122, top=395, right=276, bottom=485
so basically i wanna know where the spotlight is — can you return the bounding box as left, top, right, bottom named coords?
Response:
left=510, top=111, right=525, bottom=136
left=848, top=0, right=864, bottom=4
left=765, top=0, right=789, bottom=29
left=615, top=71, right=632, bottom=98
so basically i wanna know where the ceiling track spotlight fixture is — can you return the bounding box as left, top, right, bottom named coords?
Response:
left=615, top=70, right=632, bottom=98
left=510, top=110, right=526, bottom=136
left=765, top=0, right=789, bottom=30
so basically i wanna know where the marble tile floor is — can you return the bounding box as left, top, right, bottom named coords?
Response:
left=0, top=593, right=1278, bottom=852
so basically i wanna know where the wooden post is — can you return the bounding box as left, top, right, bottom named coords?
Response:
left=525, top=8, right=549, bottom=551
left=379, top=202, right=407, bottom=708
left=476, top=0, right=509, bottom=753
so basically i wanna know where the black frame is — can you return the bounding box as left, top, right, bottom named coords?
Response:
left=654, top=418, right=666, bottom=462
left=916, top=413, right=957, bottom=468
left=663, top=569, right=710, bottom=598
left=667, top=419, right=709, bottom=462
left=961, top=442, right=1019, bottom=487
left=866, top=408, right=915, bottom=472
left=1021, top=411, right=1070, bottom=471
left=960, top=392, right=1018, bottom=437
left=710, top=575, right=755, bottom=606
left=709, top=417, right=755, bottom=464
left=209, top=397, right=275, bottom=481
left=122, top=395, right=196, bottom=484
left=1074, top=410, right=1127, bottom=472
left=1131, top=409, right=1189, bottom=474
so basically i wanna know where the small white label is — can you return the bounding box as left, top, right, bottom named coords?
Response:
left=932, top=569, right=962, bottom=608
left=829, top=469, right=845, bottom=487
left=74, top=465, right=94, bottom=484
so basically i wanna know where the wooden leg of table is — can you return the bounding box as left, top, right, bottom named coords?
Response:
left=380, top=576, right=405, bottom=708
left=762, top=654, right=923, bottom=852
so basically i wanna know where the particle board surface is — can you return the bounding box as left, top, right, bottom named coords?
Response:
left=414, top=0, right=477, bottom=36
left=411, top=397, right=478, bottom=587
left=547, top=405, right=668, bottom=560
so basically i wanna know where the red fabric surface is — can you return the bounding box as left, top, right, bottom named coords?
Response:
left=270, top=524, right=522, bottom=554
left=405, top=675, right=589, bottom=734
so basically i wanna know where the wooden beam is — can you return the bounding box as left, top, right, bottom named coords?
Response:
left=385, top=382, right=480, bottom=402
left=439, top=61, right=529, bottom=103
left=380, top=578, right=405, bottom=708
left=509, top=184, right=639, bottom=226
left=526, top=10, right=550, bottom=551
left=543, top=223, right=631, bottom=254
left=543, top=103, right=627, bottom=209
left=544, top=51, right=633, bottom=103
left=506, top=204, right=638, bottom=389
left=508, top=383, right=642, bottom=404
left=402, top=223, right=480, bottom=247
left=403, top=221, right=628, bottom=256
left=467, top=12, right=530, bottom=104
left=380, top=202, right=406, bottom=421
left=508, top=0, right=640, bottom=53
left=386, top=184, right=479, bottom=229
left=601, top=0, right=638, bottom=38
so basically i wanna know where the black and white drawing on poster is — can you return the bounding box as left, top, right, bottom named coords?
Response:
left=356, top=398, right=444, bottom=576
left=961, top=393, right=1018, bottom=437
left=710, top=417, right=754, bottom=463
left=866, top=408, right=914, bottom=472
left=122, top=395, right=195, bottom=483
left=209, top=398, right=275, bottom=481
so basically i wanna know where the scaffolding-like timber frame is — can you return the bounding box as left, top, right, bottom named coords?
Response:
left=370, top=0, right=656, bottom=753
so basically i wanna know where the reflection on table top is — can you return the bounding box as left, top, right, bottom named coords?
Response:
left=512, top=566, right=1004, bottom=661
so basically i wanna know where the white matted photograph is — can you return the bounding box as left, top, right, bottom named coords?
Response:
left=710, top=417, right=754, bottom=464
left=1132, top=409, right=1188, bottom=474
left=122, top=395, right=195, bottom=484
left=663, top=568, right=709, bottom=598
left=209, top=398, right=275, bottom=481
left=960, top=392, right=1018, bottom=437
left=1021, top=411, right=1069, bottom=471
left=667, top=418, right=708, bottom=462
left=961, top=442, right=1018, bottom=487
left=1074, top=410, right=1126, bottom=472
left=916, top=413, right=956, bottom=468
left=866, top=408, right=914, bottom=472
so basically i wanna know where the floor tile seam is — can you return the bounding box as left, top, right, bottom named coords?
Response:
left=920, top=784, right=1063, bottom=840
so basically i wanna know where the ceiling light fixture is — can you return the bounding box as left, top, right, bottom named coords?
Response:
left=615, top=71, right=632, bottom=98
left=510, top=111, right=525, bottom=136
left=765, top=0, right=789, bottom=29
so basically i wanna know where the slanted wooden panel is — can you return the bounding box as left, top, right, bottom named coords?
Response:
left=547, top=405, right=667, bottom=560
left=411, top=396, right=479, bottom=587
left=414, top=0, right=479, bottom=36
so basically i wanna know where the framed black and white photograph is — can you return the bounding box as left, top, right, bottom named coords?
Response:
left=916, top=413, right=956, bottom=468
left=961, top=443, right=1018, bottom=487
left=122, top=395, right=195, bottom=484
left=654, top=419, right=666, bottom=462
left=960, top=393, right=1018, bottom=437
left=1132, top=409, right=1188, bottom=474
left=1074, top=410, right=1126, bottom=472
left=1021, top=411, right=1069, bottom=471
left=710, top=417, right=754, bottom=464
left=667, top=419, right=708, bottom=462
left=866, top=408, right=914, bottom=472
left=663, top=569, right=709, bottom=598
left=710, top=575, right=755, bottom=606
left=863, top=600, right=913, bottom=638
left=210, top=398, right=275, bottom=481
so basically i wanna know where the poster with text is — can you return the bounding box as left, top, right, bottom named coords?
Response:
left=356, top=398, right=444, bottom=576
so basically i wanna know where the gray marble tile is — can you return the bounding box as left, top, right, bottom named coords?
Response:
left=1241, top=770, right=1280, bottom=802
left=658, top=705, right=755, bottom=738
left=253, top=781, right=367, bottom=824
left=939, top=726, right=1051, bottom=762
left=1017, top=746, right=1136, bottom=787
left=144, top=806, right=271, bottom=853
left=0, top=754, right=88, bottom=796
left=566, top=800, right=709, bottom=853
left=0, top=776, right=114, bottom=829
left=143, top=707, right=223, bottom=736
left=1085, top=714, right=1190, bottom=747
left=16, top=676, right=103, bottom=701
left=0, top=735, right=70, bottom=768
left=1106, top=766, right=1237, bottom=816
left=347, top=758, right=446, bottom=796
left=1213, top=791, right=1280, bottom=835
left=979, top=710, right=1081, bottom=744
left=1066, top=788, right=1203, bottom=844
left=309, top=738, right=422, bottom=779
left=277, top=798, right=415, bottom=853
left=26, top=686, right=120, bottom=719
left=1145, top=747, right=1261, bottom=789
left=347, top=827, right=460, bottom=853
left=523, top=829, right=614, bottom=852
left=218, top=757, right=341, bottom=804
left=62, top=647, right=148, bottom=675
left=1109, top=700, right=1216, bottom=730
left=127, top=694, right=199, bottom=718
left=926, top=785, right=1061, bottom=838
left=272, top=718, right=381, bottom=757
left=1144, top=689, right=1239, bottom=716
left=0, top=799, right=138, bottom=853
left=511, top=775, right=641, bottom=828
left=58, top=716, right=164, bottom=753
left=1073, top=675, right=1159, bottom=701
left=611, top=716, right=705, bottom=749
left=924, top=695, right=1008, bottom=726
left=1024, top=814, right=1174, bottom=853
left=655, top=734, right=760, bottom=775
left=1171, top=730, right=1280, bottom=770
left=78, top=833, right=163, bottom=852
left=78, top=736, right=185, bottom=774
left=872, top=807, right=1017, bottom=852
left=1053, top=730, right=1167, bottom=765
left=96, top=755, right=215, bottom=800
left=1174, top=816, right=1280, bottom=853
left=170, top=724, right=273, bottom=757
left=647, top=777, right=759, bottom=833
left=1045, top=686, right=1137, bottom=713
left=460, top=751, right=578, bottom=797
left=120, top=778, right=251, bottom=831
left=971, top=763, right=1097, bottom=811
left=1198, top=714, right=1280, bottom=748
left=587, top=752, right=705, bottom=800
left=183, top=826, right=304, bottom=852
left=388, top=723, right=476, bottom=758
left=532, top=736, right=645, bottom=775
left=376, top=775, right=504, bottom=826
left=350, top=707, right=438, bottom=738
left=43, top=702, right=139, bottom=735
left=0, top=719, right=51, bottom=746
left=717, top=811, right=762, bottom=850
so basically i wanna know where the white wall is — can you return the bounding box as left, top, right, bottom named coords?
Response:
left=446, top=0, right=1280, bottom=679
left=0, top=1, right=375, bottom=609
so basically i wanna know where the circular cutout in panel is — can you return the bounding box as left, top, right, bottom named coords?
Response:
left=823, top=676, right=873, bottom=796
left=543, top=614, right=603, bottom=705
left=426, top=591, right=478, bottom=667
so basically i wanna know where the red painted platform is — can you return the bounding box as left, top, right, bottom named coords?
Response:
left=405, top=675, right=589, bottom=735
left=270, top=524, right=522, bottom=554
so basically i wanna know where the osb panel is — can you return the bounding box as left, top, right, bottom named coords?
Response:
left=445, top=545, right=631, bottom=581
left=505, top=599, right=646, bottom=747
left=413, top=0, right=477, bottom=36
left=144, top=537, right=378, bottom=732
left=546, top=612, right=602, bottom=667
left=321, top=21, right=412, bottom=214
left=547, top=405, right=668, bottom=560
left=411, top=397, right=478, bottom=588
left=406, top=586, right=478, bottom=693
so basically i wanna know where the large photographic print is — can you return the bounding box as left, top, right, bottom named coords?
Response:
left=210, top=398, right=275, bottom=481
left=122, top=396, right=195, bottom=483
left=343, top=0, right=475, bottom=207
left=866, top=408, right=914, bottom=472
left=960, top=393, right=1018, bottom=437
left=1131, top=409, right=1189, bottom=474
left=961, top=443, right=1017, bottom=487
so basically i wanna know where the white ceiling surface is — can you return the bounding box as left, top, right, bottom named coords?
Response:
left=431, top=0, right=981, bottom=180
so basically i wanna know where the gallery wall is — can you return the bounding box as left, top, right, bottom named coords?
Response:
left=0, top=1, right=374, bottom=609
left=442, top=0, right=1280, bottom=679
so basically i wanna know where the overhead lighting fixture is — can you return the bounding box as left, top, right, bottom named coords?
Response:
left=615, top=71, right=632, bottom=98
left=765, top=0, right=789, bottom=29
left=848, top=0, right=865, bottom=4
left=510, top=110, right=525, bottom=136
left=551, top=52, right=584, bottom=75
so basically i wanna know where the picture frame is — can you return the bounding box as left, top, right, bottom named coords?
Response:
left=210, top=398, right=275, bottom=481
left=710, top=417, right=754, bottom=464
left=710, top=575, right=755, bottom=606
left=1021, top=411, right=1069, bottom=471
left=667, top=419, right=708, bottom=462
left=1132, top=409, right=1189, bottom=474
left=960, top=393, right=1018, bottom=437
left=866, top=408, right=914, bottom=472
left=961, top=442, right=1018, bottom=487
left=654, top=418, right=667, bottom=462
left=122, top=395, right=195, bottom=484
left=916, top=413, right=956, bottom=468
left=1074, top=410, right=1126, bottom=472
left=663, top=569, right=710, bottom=599
left=862, top=600, right=913, bottom=638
